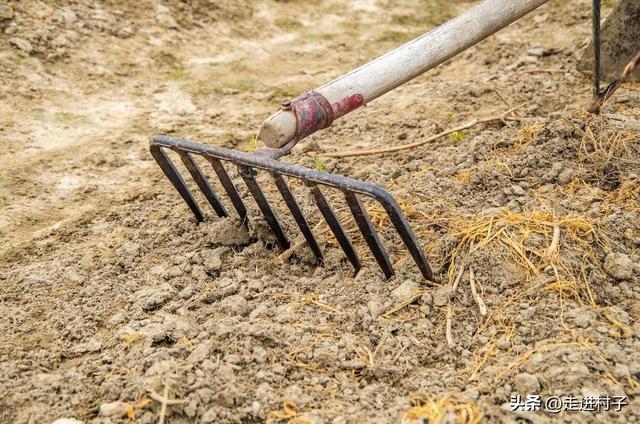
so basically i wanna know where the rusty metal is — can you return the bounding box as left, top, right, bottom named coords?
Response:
left=150, top=135, right=433, bottom=280
left=589, top=50, right=640, bottom=114
left=290, top=90, right=335, bottom=142
left=280, top=100, right=292, bottom=110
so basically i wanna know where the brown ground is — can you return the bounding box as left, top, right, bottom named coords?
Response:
left=1, top=0, right=639, bottom=423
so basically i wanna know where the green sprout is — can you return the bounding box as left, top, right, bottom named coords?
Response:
left=247, top=134, right=259, bottom=152
left=449, top=129, right=470, bottom=142
left=314, top=156, right=326, bottom=172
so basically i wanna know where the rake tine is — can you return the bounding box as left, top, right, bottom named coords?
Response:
left=381, top=202, right=433, bottom=281
left=152, top=136, right=435, bottom=279
left=272, top=174, right=323, bottom=264
left=206, top=157, right=248, bottom=224
left=238, top=165, right=290, bottom=250
left=344, top=191, right=394, bottom=279
left=308, top=184, right=361, bottom=273
left=150, top=145, right=204, bottom=222
left=177, top=151, right=227, bottom=218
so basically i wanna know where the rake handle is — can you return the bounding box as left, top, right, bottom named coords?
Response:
left=258, top=0, right=550, bottom=149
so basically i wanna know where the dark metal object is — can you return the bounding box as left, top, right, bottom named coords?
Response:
left=207, top=157, right=248, bottom=225
left=579, top=0, right=640, bottom=83
left=150, top=145, right=204, bottom=222
left=178, top=151, right=227, bottom=218
left=592, top=0, right=601, bottom=96
left=238, top=165, right=290, bottom=250
left=589, top=50, right=640, bottom=114
left=150, top=135, right=433, bottom=280
left=345, top=191, right=393, bottom=279
left=273, top=174, right=324, bottom=264
left=309, top=183, right=360, bottom=272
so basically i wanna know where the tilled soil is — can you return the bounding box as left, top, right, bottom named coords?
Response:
left=1, top=0, right=639, bottom=423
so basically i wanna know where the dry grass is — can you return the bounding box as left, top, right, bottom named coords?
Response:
left=436, top=204, right=611, bottom=378
left=579, top=126, right=638, bottom=166
left=454, top=169, right=472, bottom=184
left=269, top=400, right=314, bottom=424
left=603, top=179, right=640, bottom=212
left=263, top=291, right=344, bottom=315
left=444, top=209, right=606, bottom=305
left=602, top=307, right=633, bottom=338
left=513, top=123, right=544, bottom=153
left=401, top=396, right=483, bottom=424
left=489, top=338, right=595, bottom=387
left=576, top=121, right=640, bottom=196
left=121, top=331, right=143, bottom=348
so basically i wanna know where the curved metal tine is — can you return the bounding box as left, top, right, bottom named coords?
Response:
left=150, top=144, right=204, bottom=222
left=308, top=184, right=361, bottom=273
left=383, top=204, right=433, bottom=281
left=344, top=191, right=394, bottom=279
left=272, top=174, right=323, bottom=264
left=238, top=165, right=290, bottom=250
left=206, top=157, right=248, bottom=225
left=177, top=151, right=227, bottom=218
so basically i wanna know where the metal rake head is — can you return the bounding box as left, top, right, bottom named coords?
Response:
left=150, top=135, right=433, bottom=280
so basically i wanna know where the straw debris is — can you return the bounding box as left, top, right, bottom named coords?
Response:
left=402, top=396, right=484, bottom=424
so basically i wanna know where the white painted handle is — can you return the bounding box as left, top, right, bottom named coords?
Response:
left=260, top=0, right=550, bottom=148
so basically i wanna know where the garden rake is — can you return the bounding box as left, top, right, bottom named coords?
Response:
left=150, top=0, right=550, bottom=281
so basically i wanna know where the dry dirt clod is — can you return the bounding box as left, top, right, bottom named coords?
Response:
left=572, top=307, right=593, bottom=328
left=510, top=184, right=526, bottom=196
left=8, top=37, right=33, bottom=53
left=604, top=252, right=634, bottom=280
left=614, top=364, right=630, bottom=379
left=98, top=401, right=129, bottom=417
left=201, top=247, right=230, bottom=274
left=496, top=337, right=512, bottom=350
left=507, top=199, right=523, bottom=212
left=203, top=254, right=222, bottom=274
left=513, top=373, right=541, bottom=394
left=556, top=167, right=574, bottom=185
left=70, top=339, right=102, bottom=355
left=204, top=219, right=251, bottom=246
left=433, top=286, right=451, bottom=307
left=527, top=47, right=545, bottom=57
left=367, top=299, right=384, bottom=319
left=390, top=280, right=421, bottom=303
left=201, top=409, right=218, bottom=423
left=219, top=295, right=249, bottom=316
left=203, top=279, right=240, bottom=303
left=480, top=207, right=505, bottom=217
left=135, top=283, right=176, bottom=311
